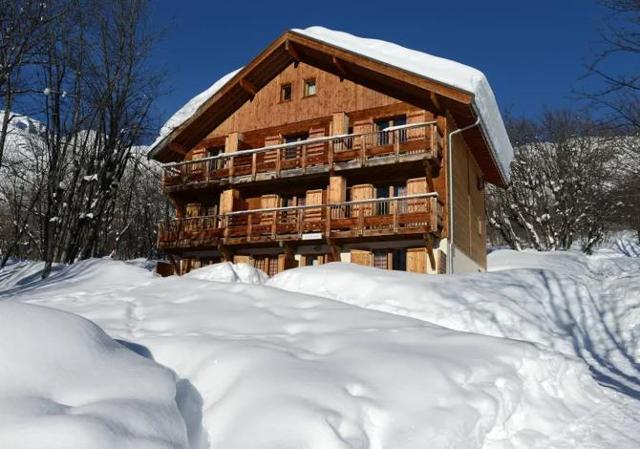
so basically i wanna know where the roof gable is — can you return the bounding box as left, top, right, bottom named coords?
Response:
left=149, top=27, right=513, bottom=186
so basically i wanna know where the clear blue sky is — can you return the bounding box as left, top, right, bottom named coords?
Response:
left=149, top=0, right=609, bottom=129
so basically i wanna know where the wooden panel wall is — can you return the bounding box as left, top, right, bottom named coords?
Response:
left=450, top=130, right=487, bottom=269
left=207, top=62, right=401, bottom=139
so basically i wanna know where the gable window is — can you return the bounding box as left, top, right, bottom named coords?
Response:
left=280, top=83, right=292, bottom=102
left=303, top=78, right=316, bottom=97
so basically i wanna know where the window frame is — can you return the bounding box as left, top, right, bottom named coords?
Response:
left=280, top=82, right=293, bottom=102
left=303, top=78, right=317, bottom=98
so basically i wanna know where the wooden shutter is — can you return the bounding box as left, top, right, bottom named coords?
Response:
left=350, top=249, right=373, bottom=266
left=260, top=195, right=279, bottom=227
left=260, top=194, right=279, bottom=209
left=329, top=176, right=347, bottom=203
left=407, top=177, right=427, bottom=194
left=307, top=127, right=327, bottom=166
left=352, top=120, right=373, bottom=150
left=351, top=184, right=374, bottom=216
left=304, top=189, right=324, bottom=222
left=263, top=135, right=282, bottom=167
left=407, top=177, right=427, bottom=213
left=406, top=248, right=426, bottom=273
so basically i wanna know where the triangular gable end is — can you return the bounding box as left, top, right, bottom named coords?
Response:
left=149, top=28, right=511, bottom=187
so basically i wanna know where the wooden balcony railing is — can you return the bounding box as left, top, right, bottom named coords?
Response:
left=158, top=194, right=443, bottom=250
left=162, top=122, right=444, bottom=190
left=158, top=215, right=222, bottom=250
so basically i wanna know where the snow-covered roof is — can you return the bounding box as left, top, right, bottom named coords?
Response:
left=293, top=27, right=513, bottom=181
left=150, top=68, right=242, bottom=151
left=150, top=26, right=514, bottom=182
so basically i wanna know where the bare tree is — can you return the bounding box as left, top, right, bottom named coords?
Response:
left=488, top=111, right=620, bottom=253
left=0, top=0, right=163, bottom=277
left=0, top=0, right=58, bottom=170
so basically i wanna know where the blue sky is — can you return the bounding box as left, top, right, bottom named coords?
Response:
left=149, top=0, right=610, bottom=129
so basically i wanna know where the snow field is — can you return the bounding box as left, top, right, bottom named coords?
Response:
left=1, top=247, right=639, bottom=448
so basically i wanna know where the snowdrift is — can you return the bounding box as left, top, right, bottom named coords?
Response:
left=185, top=262, right=268, bottom=284
left=1, top=249, right=639, bottom=448
left=0, top=302, right=188, bottom=449
left=269, top=251, right=640, bottom=397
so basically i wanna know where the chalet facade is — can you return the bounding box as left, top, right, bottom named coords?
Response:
left=149, top=27, right=513, bottom=276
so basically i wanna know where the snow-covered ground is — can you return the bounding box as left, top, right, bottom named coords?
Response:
left=1, top=245, right=639, bottom=448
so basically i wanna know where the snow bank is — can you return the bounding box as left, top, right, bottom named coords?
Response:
left=269, top=250, right=640, bottom=401
left=185, top=262, right=268, bottom=284
left=0, top=302, right=188, bottom=449
left=3, top=253, right=640, bottom=448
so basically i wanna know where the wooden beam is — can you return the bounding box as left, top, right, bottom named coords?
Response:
left=239, top=79, right=258, bottom=98
left=217, top=242, right=234, bottom=261
left=424, top=234, right=437, bottom=271
left=285, top=40, right=301, bottom=68
left=326, top=238, right=341, bottom=262
left=168, top=141, right=188, bottom=154
left=430, top=92, right=442, bottom=112
left=332, top=56, right=347, bottom=81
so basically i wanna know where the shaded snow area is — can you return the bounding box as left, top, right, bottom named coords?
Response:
left=1, top=250, right=639, bottom=449
left=0, top=302, right=188, bottom=449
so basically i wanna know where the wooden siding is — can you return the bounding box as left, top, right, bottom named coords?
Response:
left=206, top=62, right=401, bottom=140
left=450, top=129, right=487, bottom=269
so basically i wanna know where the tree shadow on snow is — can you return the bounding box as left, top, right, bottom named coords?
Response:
left=116, top=338, right=209, bottom=449
left=422, top=269, right=640, bottom=403
left=540, top=271, right=640, bottom=401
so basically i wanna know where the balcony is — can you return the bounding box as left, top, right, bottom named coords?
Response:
left=162, top=122, right=444, bottom=192
left=158, top=193, right=443, bottom=251
left=158, top=216, right=222, bottom=251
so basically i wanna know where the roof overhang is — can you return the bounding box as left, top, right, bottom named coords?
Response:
left=149, top=30, right=508, bottom=187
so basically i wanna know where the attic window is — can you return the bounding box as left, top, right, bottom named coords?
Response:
left=280, top=83, right=292, bottom=102
left=304, top=78, right=316, bottom=97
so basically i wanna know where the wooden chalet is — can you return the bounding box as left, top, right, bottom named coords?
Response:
left=149, top=27, right=513, bottom=276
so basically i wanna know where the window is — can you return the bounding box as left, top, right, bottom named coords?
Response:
left=375, top=115, right=408, bottom=145
left=280, top=83, right=292, bottom=102
left=373, top=250, right=390, bottom=270
left=283, top=133, right=309, bottom=159
left=207, top=146, right=223, bottom=158
left=303, top=78, right=316, bottom=97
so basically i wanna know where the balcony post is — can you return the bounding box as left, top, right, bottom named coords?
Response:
left=393, top=199, right=399, bottom=233
left=301, top=144, right=307, bottom=173
left=251, top=152, right=257, bottom=181
left=276, top=147, right=281, bottom=177
left=394, top=130, right=400, bottom=162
